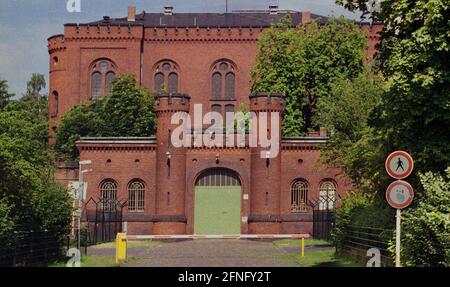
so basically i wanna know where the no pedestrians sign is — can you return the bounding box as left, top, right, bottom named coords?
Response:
left=385, top=151, right=414, bottom=179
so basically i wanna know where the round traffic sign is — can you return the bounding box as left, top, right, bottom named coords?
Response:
left=385, top=151, right=414, bottom=179
left=386, top=180, right=414, bottom=209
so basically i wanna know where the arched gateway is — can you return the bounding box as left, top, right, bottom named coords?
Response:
left=194, top=168, right=241, bottom=235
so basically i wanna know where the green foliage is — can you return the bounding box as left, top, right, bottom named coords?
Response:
left=0, top=89, right=72, bottom=265
left=336, top=0, right=450, bottom=176
left=374, top=0, right=450, bottom=175
left=391, top=168, right=450, bottom=267
left=251, top=16, right=367, bottom=135
left=55, top=101, right=105, bottom=160
left=23, top=73, right=46, bottom=100
left=332, top=0, right=450, bottom=266
left=56, top=75, right=156, bottom=160
left=101, top=75, right=156, bottom=137
left=334, top=191, right=394, bottom=249
left=233, top=103, right=251, bottom=133
left=316, top=70, right=388, bottom=190
left=0, top=79, right=14, bottom=110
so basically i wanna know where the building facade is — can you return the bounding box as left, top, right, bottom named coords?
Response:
left=49, top=6, right=381, bottom=235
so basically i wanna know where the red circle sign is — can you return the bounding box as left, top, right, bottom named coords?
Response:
left=386, top=180, right=414, bottom=209
left=385, top=151, right=414, bottom=179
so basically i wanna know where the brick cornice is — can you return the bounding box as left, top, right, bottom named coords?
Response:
left=77, top=144, right=156, bottom=152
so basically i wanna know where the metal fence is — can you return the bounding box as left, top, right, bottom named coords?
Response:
left=0, top=230, right=68, bottom=267
left=309, top=195, right=340, bottom=241
left=339, top=225, right=394, bottom=266
left=83, top=197, right=126, bottom=245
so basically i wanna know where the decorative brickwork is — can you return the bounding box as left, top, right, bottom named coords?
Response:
left=52, top=8, right=376, bottom=235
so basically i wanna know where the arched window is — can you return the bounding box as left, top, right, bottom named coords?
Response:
left=168, top=73, right=178, bottom=94
left=128, top=180, right=145, bottom=212
left=154, top=73, right=164, bottom=92
left=91, top=72, right=102, bottom=99
left=211, top=73, right=222, bottom=100
left=154, top=60, right=179, bottom=94
left=291, top=179, right=308, bottom=212
left=319, top=180, right=336, bottom=210
left=225, top=73, right=235, bottom=100
left=210, top=60, right=235, bottom=101
left=105, top=72, right=115, bottom=97
left=99, top=179, right=117, bottom=211
left=90, top=59, right=116, bottom=99
left=52, top=91, right=59, bottom=117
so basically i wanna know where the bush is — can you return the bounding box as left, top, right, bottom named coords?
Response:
left=334, top=190, right=394, bottom=249
left=391, top=168, right=450, bottom=267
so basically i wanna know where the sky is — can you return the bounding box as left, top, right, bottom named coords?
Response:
left=0, top=0, right=361, bottom=96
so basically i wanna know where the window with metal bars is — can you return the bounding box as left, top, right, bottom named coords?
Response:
left=195, top=168, right=240, bottom=187
left=99, top=179, right=117, bottom=211
left=291, top=179, right=308, bottom=212
left=319, top=180, right=336, bottom=210
left=128, top=180, right=145, bottom=212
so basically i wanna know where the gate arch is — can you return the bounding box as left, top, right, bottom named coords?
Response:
left=194, top=168, right=242, bottom=235
left=195, top=168, right=241, bottom=187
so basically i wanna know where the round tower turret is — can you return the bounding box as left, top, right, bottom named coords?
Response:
left=154, top=93, right=190, bottom=234
left=249, top=93, right=285, bottom=234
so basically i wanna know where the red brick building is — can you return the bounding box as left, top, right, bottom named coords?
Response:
left=48, top=6, right=381, bottom=235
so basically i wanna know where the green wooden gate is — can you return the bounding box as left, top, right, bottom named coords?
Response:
left=194, top=169, right=241, bottom=235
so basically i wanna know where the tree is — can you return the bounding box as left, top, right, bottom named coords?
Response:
left=336, top=0, right=450, bottom=175
left=56, top=75, right=157, bottom=160
left=0, top=79, right=14, bottom=110
left=0, top=95, right=72, bottom=265
left=55, top=101, right=105, bottom=160
left=316, top=70, right=386, bottom=190
left=101, top=75, right=156, bottom=137
left=251, top=17, right=368, bottom=135
left=23, top=73, right=46, bottom=100
left=390, top=168, right=450, bottom=267
left=333, top=0, right=450, bottom=266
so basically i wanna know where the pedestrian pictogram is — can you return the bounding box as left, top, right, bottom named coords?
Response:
left=385, top=151, right=414, bottom=179
left=386, top=180, right=414, bottom=209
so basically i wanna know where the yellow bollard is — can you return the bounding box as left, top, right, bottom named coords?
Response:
left=301, top=237, right=305, bottom=257
left=115, top=232, right=127, bottom=264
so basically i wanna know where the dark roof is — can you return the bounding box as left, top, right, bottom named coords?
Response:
left=83, top=11, right=328, bottom=28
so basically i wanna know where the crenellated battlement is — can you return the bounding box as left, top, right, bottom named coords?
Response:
left=62, top=23, right=143, bottom=41
left=155, top=93, right=191, bottom=115
left=249, top=93, right=285, bottom=113
left=47, top=35, right=66, bottom=54
left=144, top=27, right=261, bottom=43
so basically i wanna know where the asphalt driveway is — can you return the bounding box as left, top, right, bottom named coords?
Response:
left=123, top=239, right=303, bottom=267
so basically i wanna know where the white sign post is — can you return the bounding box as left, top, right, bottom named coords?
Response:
left=385, top=151, right=414, bottom=267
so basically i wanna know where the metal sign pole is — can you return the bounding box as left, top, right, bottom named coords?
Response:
left=395, top=208, right=401, bottom=267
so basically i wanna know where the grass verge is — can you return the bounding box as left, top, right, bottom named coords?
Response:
left=275, top=239, right=363, bottom=267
